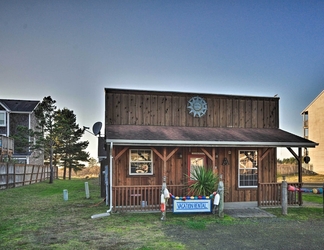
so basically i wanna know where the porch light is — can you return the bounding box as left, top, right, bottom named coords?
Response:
left=304, top=148, right=310, bottom=164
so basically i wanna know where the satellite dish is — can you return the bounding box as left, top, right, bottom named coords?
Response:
left=92, top=122, right=102, bottom=136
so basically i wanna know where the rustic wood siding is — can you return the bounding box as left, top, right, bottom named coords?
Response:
left=106, top=89, right=279, bottom=203
left=105, top=89, right=279, bottom=128
left=112, top=145, right=276, bottom=202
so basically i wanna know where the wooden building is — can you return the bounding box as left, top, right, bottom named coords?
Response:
left=103, top=88, right=317, bottom=211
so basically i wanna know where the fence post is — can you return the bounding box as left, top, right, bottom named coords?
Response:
left=6, top=163, right=9, bottom=189
left=282, top=176, right=287, bottom=215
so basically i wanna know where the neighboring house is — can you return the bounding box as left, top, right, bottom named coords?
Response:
left=0, top=99, right=43, bottom=164
left=301, top=90, right=324, bottom=174
left=103, top=88, right=317, bottom=210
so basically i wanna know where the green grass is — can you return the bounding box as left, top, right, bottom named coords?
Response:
left=265, top=207, right=324, bottom=220
left=0, top=178, right=199, bottom=249
left=302, top=192, right=324, bottom=204
left=1, top=178, right=324, bottom=249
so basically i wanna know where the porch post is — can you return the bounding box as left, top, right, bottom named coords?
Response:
left=298, top=147, right=303, bottom=206
left=298, top=147, right=302, bottom=183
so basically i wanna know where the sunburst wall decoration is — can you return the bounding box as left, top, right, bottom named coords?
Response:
left=187, top=96, right=208, bottom=117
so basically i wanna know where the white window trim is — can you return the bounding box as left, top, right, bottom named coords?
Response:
left=129, top=149, right=153, bottom=176
left=238, top=150, right=258, bottom=188
left=0, top=111, right=6, bottom=127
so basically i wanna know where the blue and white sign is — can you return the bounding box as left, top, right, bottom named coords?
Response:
left=173, top=199, right=212, bottom=213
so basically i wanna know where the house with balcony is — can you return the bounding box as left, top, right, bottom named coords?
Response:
left=102, top=88, right=318, bottom=212
left=0, top=99, right=43, bottom=164
left=301, top=90, right=324, bottom=174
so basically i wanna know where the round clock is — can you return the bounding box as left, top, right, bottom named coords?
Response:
left=187, top=96, right=207, bottom=117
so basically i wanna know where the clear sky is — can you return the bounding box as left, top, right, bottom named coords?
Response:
left=1, top=0, right=323, bottom=160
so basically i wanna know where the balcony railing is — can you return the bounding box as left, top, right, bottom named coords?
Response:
left=303, top=120, right=308, bottom=128
left=0, top=135, right=14, bottom=151
left=0, top=136, right=14, bottom=160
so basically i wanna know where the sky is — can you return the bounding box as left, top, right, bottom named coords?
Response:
left=1, top=0, right=323, bottom=160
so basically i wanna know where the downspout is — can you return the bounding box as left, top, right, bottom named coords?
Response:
left=91, top=142, right=113, bottom=219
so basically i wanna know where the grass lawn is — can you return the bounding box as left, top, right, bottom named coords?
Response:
left=1, top=177, right=324, bottom=249
left=0, top=178, right=231, bottom=249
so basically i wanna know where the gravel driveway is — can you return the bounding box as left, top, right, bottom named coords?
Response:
left=163, top=218, right=324, bottom=250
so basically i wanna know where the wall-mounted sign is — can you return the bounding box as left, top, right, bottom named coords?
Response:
left=187, top=96, right=208, bottom=117
left=173, top=199, right=212, bottom=213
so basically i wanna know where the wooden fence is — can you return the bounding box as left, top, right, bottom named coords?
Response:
left=0, top=163, right=58, bottom=190
left=258, top=182, right=302, bottom=207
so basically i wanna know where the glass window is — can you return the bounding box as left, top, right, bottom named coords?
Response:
left=0, top=112, right=6, bottom=126
left=129, top=149, right=153, bottom=175
left=238, top=150, right=258, bottom=188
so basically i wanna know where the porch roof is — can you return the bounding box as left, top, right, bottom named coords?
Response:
left=105, top=125, right=318, bottom=148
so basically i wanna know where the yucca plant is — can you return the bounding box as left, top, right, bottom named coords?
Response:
left=187, top=166, right=219, bottom=196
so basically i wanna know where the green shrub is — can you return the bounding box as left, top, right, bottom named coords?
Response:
left=187, top=166, right=219, bottom=196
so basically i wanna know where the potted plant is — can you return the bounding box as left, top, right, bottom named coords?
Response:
left=187, top=166, right=219, bottom=196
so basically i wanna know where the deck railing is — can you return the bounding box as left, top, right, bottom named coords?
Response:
left=112, top=182, right=303, bottom=212
left=258, top=182, right=302, bottom=207
left=112, top=185, right=186, bottom=212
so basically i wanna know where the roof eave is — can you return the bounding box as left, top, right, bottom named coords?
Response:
left=106, top=139, right=318, bottom=148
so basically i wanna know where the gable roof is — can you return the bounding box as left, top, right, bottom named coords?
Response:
left=301, top=90, right=324, bottom=114
left=0, top=99, right=39, bottom=112
left=106, top=125, right=318, bottom=148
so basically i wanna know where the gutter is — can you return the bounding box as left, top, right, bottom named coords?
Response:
left=106, top=139, right=318, bottom=148
left=91, top=142, right=113, bottom=219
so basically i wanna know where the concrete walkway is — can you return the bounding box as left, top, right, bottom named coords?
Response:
left=223, top=202, right=276, bottom=218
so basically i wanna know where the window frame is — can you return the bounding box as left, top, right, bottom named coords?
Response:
left=238, top=150, right=258, bottom=188
left=129, top=149, right=153, bottom=176
left=0, top=111, right=6, bottom=127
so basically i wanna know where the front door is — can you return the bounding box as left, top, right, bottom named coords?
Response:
left=188, top=154, right=206, bottom=180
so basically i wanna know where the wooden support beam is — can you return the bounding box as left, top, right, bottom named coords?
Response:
left=260, top=148, right=271, bottom=162
left=287, top=146, right=303, bottom=183
left=201, top=148, right=216, bottom=172
left=287, top=147, right=298, bottom=160
left=151, top=147, right=179, bottom=178
left=114, top=147, right=129, bottom=160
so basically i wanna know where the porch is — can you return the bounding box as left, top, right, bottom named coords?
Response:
left=112, top=182, right=303, bottom=213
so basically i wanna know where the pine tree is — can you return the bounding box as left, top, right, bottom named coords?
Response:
left=54, top=108, right=89, bottom=180
left=33, top=96, right=57, bottom=183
